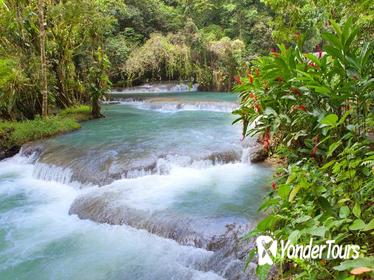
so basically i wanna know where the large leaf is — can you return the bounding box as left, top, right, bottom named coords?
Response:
left=277, top=184, right=291, bottom=201
left=349, top=219, right=366, bottom=231
left=320, top=114, right=338, bottom=126
left=256, top=264, right=271, bottom=280
left=327, top=141, right=342, bottom=158
left=339, top=206, right=350, bottom=219
left=352, top=203, right=361, bottom=218
left=364, top=219, right=374, bottom=231
left=334, top=257, right=374, bottom=271
left=288, top=184, right=302, bottom=202
left=256, top=215, right=280, bottom=231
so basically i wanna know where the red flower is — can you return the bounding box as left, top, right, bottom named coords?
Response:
left=249, top=92, right=257, bottom=100
left=298, top=105, right=306, bottom=111
left=234, top=76, right=242, bottom=85
left=272, top=182, right=277, bottom=190
left=291, top=105, right=307, bottom=113
left=308, top=62, right=319, bottom=69
left=248, top=74, right=254, bottom=84
left=255, top=68, right=260, bottom=77
left=255, top=103, right=262, bottom=113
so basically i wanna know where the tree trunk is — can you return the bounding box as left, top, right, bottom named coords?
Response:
left=38, top=0, right=48, bottom=117
left=91, top=97, right=103, bottom=119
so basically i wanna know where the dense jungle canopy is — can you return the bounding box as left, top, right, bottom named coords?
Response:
left=0, top=0, right=373, bottom=119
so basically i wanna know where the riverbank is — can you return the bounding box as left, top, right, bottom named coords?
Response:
left=0, top=105, right=92, bottom=160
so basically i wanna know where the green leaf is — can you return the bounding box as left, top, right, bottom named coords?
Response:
left=320, top=114, right=338, bottom=126
left=322, top=33, right=342, bottom=49
left=349, top=219, right=366, bottom=231
left=288, top=230, right=301, bottom=244
left=277, top=184, right=291, bottom=201
left=364, top=219, right=374, bottom=231
left=330, top=19, right=342, bottom=36
left=305, top=226, right=326, bottom=237
left=257, top=215, right=280, bottom=231
left=339, top=206, right=350, bottom=219
left=352, top=203, right=361, bottom=218
left=295, top=215, right=311, bottom=224
left=322, top=160, right=336, bottom=170
left=327, top=141, right=342, bottom=158
left=289, top=184, right=302, bottom=202
left=256, top=264, right=271, bottom=280
left=319, top=197, right=334, bottom=216
left=259, top=198, right=279, bottom=211
left=323, top=45, right=345, bottom=61
left=334, top=257, right=374, bottom=271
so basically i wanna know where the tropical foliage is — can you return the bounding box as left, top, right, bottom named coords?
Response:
left=234, top=19, right=374, bottom=279
left=0, top=0, right=115, bottom=119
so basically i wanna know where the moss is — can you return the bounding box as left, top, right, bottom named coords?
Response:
left=0, top=105, right=92, bottom=157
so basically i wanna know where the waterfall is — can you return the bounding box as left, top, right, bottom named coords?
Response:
left=33, top=162, right=74, bottom=185
left=111, top=82, right=199, bottom=94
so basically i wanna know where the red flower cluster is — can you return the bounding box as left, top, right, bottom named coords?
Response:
left=248, top=74, right=254, bottom=84
left=308, top=62, right=319, bottom=69
left=291, top=105, right=307, bottom=112
left=255, top=68, right=260, bottom=77
left=249, top=92, right=257, bottom=100
left=234, top=76, right=242, bottom=85
left=272, top=182, right=277, bottom=190
left=255, top=103, right=262, bottom=113
left=248, top=92, right=261, bottom=113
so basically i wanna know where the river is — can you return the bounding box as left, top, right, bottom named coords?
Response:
left=0, top=92, right=272, bottom=280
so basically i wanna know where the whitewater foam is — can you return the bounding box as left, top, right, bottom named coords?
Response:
left=0, top=157, right=225, bottom=280
left=119, top=100, right=237, bottom=113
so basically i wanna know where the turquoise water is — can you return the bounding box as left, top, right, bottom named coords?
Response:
left=0, top=92, right=271, bottom=279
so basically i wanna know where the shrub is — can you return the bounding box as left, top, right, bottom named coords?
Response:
left=234, top=18, right=374, bottom=279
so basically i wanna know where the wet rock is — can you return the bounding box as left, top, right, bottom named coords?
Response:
left=206, top=151, right=241, bottom=164
left=248, top=143, right=268, bottom=163
left=69, top=191, right=211, bottom=248
left=20, top=142, right=45, bottom=160
left=69, top=191, right=259, bottom=280
left=241, top=137, right=268, bottom=163
left=28, top=141, right=242, bottom=186
left=0, top=145, right=20, bottom=161
left=0, top=128, right=20, bottom=161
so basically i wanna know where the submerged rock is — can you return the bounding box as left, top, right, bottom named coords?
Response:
left=69, top=190, right=259, bottom=280
left=24, top=139, right=242, bottom=186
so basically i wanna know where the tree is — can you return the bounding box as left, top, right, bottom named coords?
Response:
left=37, top=0, right=48, bottom=117
left=88, top=47, right=111, bottom=118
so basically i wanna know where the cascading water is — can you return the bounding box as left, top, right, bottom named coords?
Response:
left=111, top=81, right=199, bottom=94
left=0, top=92, right=271, bottom=280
